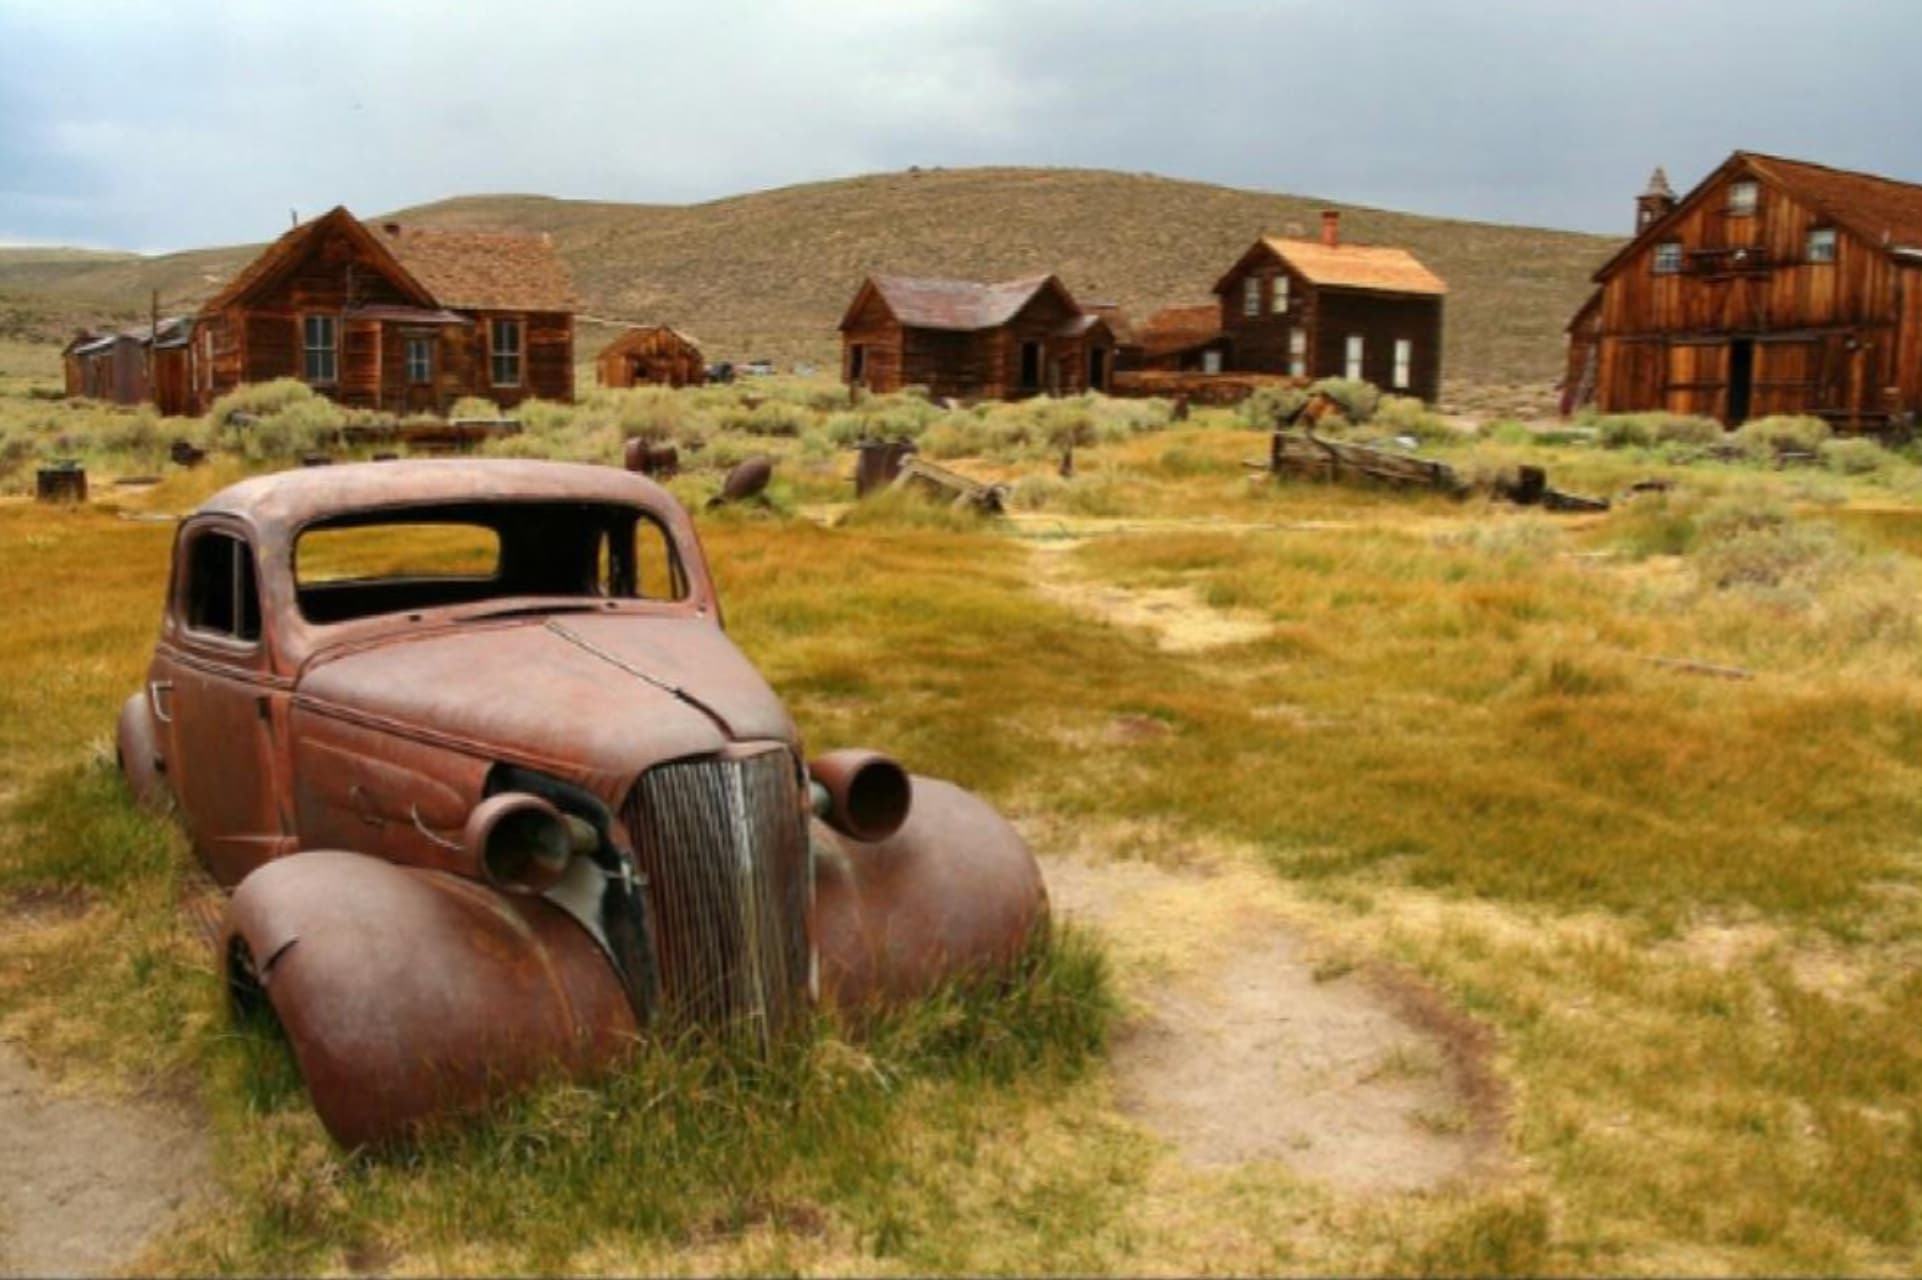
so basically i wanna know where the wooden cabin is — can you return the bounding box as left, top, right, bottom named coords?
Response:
left=1572, top=152, right=1922, bottom=428
left=597, top=326, right=706, bottom=388
left=147, top=317, right=194, bottom=416
left=1211, top=214, right=1447, bottom=402
left=187, top=206, right=577, bottom=415
left=61, top=331, right=99, bottom=399
left=838, top=273, right=1115, bottom=401
left=1127, top=303, right=1233, bottom=373
left=68, top=331, right=149, bottom=405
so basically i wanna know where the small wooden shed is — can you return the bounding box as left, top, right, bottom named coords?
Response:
left=596, top=326, right=706, bottom=388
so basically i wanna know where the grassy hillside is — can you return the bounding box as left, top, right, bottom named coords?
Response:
left=0, top=167, right=1621, bottom=393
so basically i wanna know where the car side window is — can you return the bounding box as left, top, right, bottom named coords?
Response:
left=596, top=516, right=688, bottom=601
left=184, top=530, right=262, bottom=643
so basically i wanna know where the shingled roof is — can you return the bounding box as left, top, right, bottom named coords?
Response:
left=1596, top=152, right=1922, bottom=282
left=1136, top=303, right=1225, bottom=357
left=855, top=273, right=1075, bottom=331
left=1249, top=237, right=1447, bottom=296
left=197, top=206, right=577, bottom=316
left=372, top=222, right=578, bottom=312
left=1740, top=152, right=1922, bottom=251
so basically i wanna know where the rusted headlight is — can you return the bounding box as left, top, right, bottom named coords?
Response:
left=808, top=749, right=912, bottom=843
left=465, top=792, right=590, bottom=895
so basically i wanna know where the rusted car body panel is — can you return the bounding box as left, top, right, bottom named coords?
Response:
left=120, top=459, right=1047, bottom=1146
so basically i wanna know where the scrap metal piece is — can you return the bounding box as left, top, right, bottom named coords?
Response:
left=709, top=456, right=773, bottom=508
left=854, top=439, right=917, bottom=497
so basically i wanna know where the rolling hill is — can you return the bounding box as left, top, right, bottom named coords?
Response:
left=0, top=167, right=1622, bottom=394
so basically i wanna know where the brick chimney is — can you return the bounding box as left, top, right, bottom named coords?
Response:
left=1320, top=210, right=1341, bottom=248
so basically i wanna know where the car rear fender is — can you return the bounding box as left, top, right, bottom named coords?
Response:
left=224, top=849, right=637, bottom=1148
left=811, top=776, right=1049, bottom=1009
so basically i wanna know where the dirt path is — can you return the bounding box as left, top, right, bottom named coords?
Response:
left=0, top=1041, right=209, bottom=1277
left=1026, top=539, right=1272, bottom=653
left=1042, top=852, right=1505, bottom=1193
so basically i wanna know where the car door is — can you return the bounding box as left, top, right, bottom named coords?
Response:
left=156, top=519, right=290, bottom=886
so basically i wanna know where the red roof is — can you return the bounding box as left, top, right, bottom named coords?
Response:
left=1235, top=237, right=1446, bottom=296
left=1136, top=303, right=1224, bottom=357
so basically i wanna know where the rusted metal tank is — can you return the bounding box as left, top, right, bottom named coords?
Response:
left=854, top=439, right=917, bottom=497
left=117, top=459, right=1048, bottom=1146
left=35, top=461, right=87, bottom=503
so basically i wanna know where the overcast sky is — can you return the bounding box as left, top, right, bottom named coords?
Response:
left=3, top=0, right=1919, bottom=252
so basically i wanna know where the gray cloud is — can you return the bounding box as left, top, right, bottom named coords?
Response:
left=2, top=0, right=1918, bottom=250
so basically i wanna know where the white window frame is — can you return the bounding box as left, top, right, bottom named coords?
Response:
left=1242, top=276, right=1260, bottom=318
left=490, top=318, right=523, bottom=388
left=1344, top=334, right=1364, bottom=381
left=1727, top=180, right=1759, bottom=217
left=1806, top=227, right=1838, bottom=264
left=1202, top=349, right=1223, bottom=375
left=1653, top=241, right=1684, bottom=275
left=1288, top=326, right=1307, bottom=377
left=302, top=315, right=337, bottom=385
left=405, top=333, right=433, bottom=385
left=1270, top=273, right=1289, bottom=316
left=1393, top=339, right=1413, bottom=390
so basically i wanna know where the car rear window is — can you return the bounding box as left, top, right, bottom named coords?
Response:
left=296, top=522, right=501, bottom=585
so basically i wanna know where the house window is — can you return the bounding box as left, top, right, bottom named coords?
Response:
left=1243, top=277, right=1260, bottom=318
left=1271, top=274, right=1289, bottom=316
left=1288, top=327, right=1307, bottom=377
left=490, top=318, right=523, bottom=387
left=1807, top=227, right=1838, bottom=264
left=1393, top=339, right=1413, bottom=389
left=1344, top=334, right=1364, bottom=381
left=405, top=334, right=433, bottom=385
left=184, top=530, right=261, bottom=643
left=1653, top=241, right=1684, bottom=275
left=1202, top=349, right=1224, bottom=375
left=302, top=315, right=337, bottom=385
left=1727, top=180, right=1759, bottom=217
left=848, top=343, right=866, bottom=382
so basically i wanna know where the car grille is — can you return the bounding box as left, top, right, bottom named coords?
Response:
left=621, top=748, right=810, bottom=1044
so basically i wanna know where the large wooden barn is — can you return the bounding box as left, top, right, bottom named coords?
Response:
left=1570, top=152, right=1922, bottom=428
left=1210, top=214, right=1447, bottom=401
left=838, top=273, right=1115, bottom=400
left=597, top=326, right=706, bottom=388
left=184, top=206, right=577, bottom=415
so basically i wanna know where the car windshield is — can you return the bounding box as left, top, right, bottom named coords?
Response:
left=293, top=500, right=688, bottom=624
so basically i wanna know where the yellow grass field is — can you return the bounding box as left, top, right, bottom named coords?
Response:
left=1, top=368, right=1920, bottom=1275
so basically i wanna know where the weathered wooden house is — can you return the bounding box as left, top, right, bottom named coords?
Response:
left=596, top=326, right=706, bottom=388
left=66, top=329, right=149, bottom=405
left=187, top=206, right=577, bottom=415
left=1210, top=214, right=1447, bottom=401
left=838, top=273, right=1115, bottom=400
left=1572, top=152, right=1922, bottom=427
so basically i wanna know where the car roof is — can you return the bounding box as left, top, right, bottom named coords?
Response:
left=196, top=458, right=679, bottom=542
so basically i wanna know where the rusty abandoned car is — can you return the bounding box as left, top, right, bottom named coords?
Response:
left=116, top=459, right=1048, bottom=1146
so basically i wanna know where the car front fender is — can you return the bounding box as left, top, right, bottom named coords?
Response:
left=116, top=690, right=169, bottom=810
left=812, top=776, right=1049, bottom=1009
left=225, top=850, right=637, bottom=1148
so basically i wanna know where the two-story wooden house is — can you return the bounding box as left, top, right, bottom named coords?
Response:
left=838, top=273, right=1115, bottom=401
left=1572, top=151, right=1922, bottom=427
left=186, top=206, right=577, bottom=415
left=1211, top=214, right=1447, bottom=401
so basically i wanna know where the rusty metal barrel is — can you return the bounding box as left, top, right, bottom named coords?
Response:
left=854, top=439, right=917, bottom=497
left=35, top=462, right=87, bottom=504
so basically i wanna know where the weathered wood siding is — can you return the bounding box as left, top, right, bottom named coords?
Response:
left=1219, top=249, right=1309, bottom=373
left=597, top=328, right=705, bottom=388
left=1594, top=162, right=1912, bottom=425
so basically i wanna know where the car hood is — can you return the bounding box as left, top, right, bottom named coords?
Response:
left=294, top=612, right=798, bottom=783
